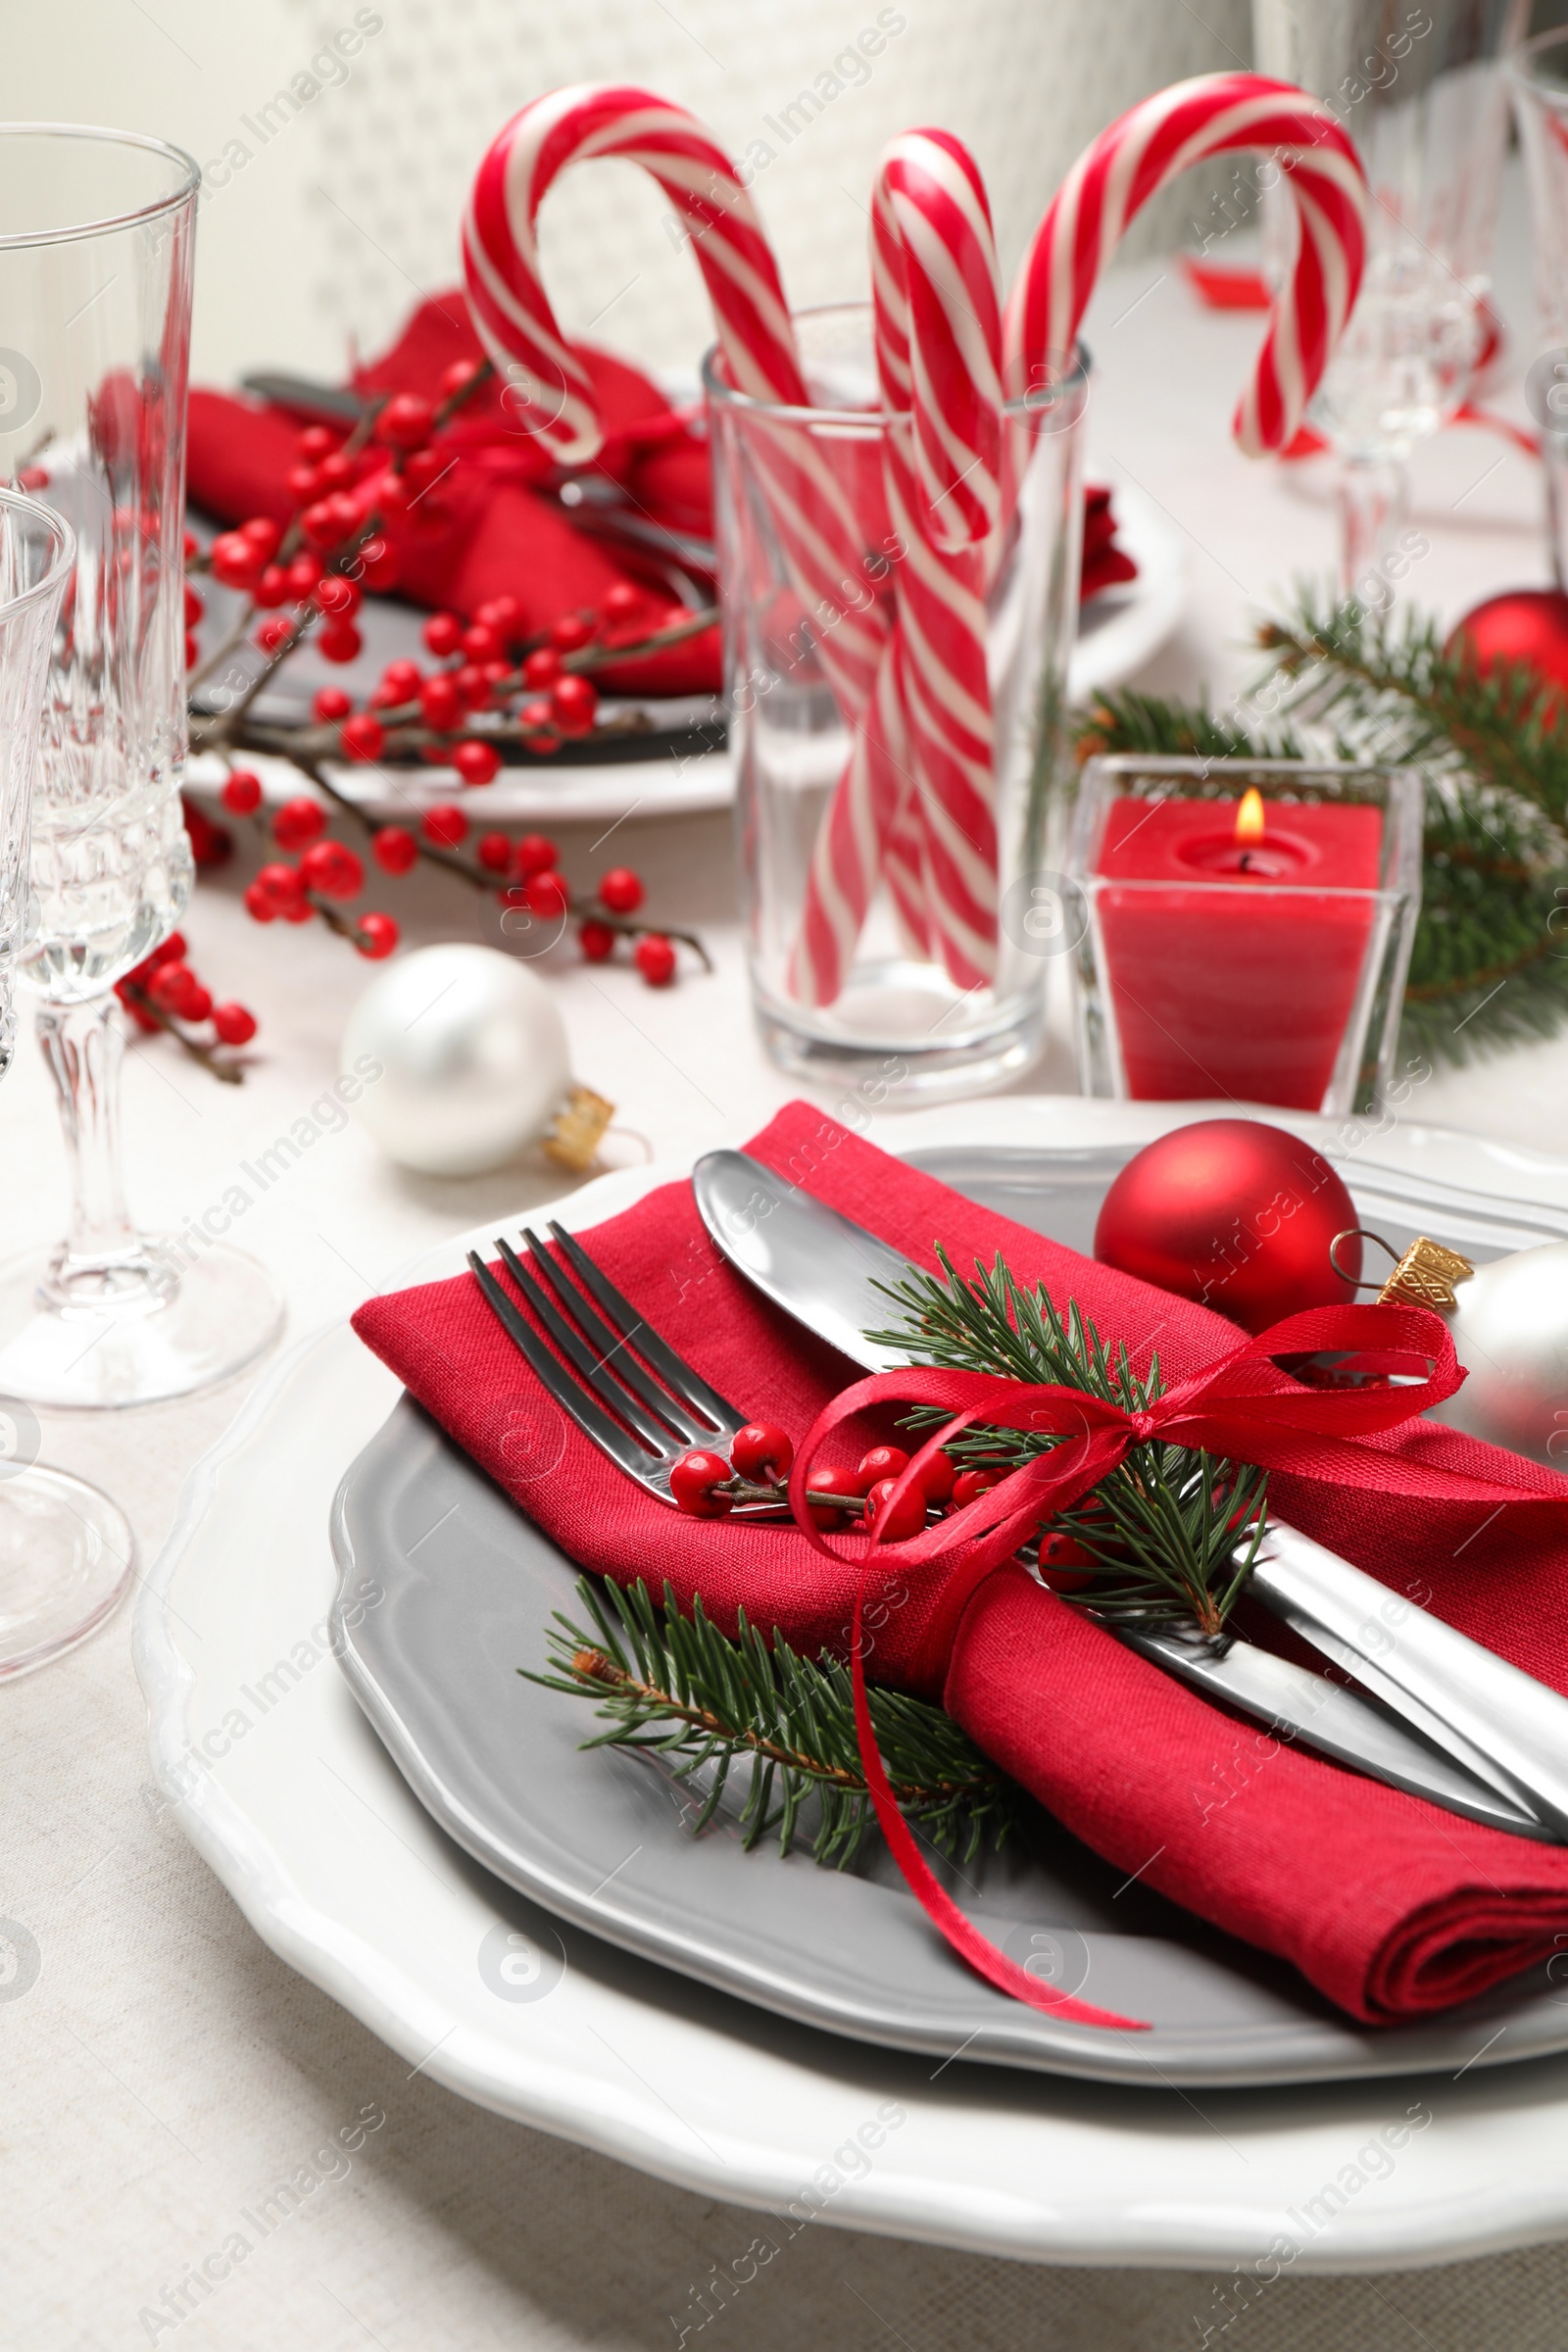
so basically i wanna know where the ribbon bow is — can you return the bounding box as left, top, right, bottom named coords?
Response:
left=781, top=1300, right=1553, bottom=2034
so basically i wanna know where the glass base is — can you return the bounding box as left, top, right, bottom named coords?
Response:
left=0, top=1238, right=284, bottom=1408
left=754, top=958, right=1044, bottom=1103
left=0, top=1464, right=135, bottom=1678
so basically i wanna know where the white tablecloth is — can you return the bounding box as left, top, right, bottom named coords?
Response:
left=11, top=210, right=1568, bottom=2348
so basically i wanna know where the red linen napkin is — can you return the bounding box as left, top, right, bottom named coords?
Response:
left=351, top=1100, right=1568, bottom=2025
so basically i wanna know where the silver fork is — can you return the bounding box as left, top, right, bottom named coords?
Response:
left=467, top=1222, right=790, bottom=1517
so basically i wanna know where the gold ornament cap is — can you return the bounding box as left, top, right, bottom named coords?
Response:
left=543, top=1085, right=615, bottom=1173
left=1331, top=1228, right=1475, bottom=1313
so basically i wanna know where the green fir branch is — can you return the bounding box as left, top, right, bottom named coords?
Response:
left=528, top=1575, right=1021, bottom=1870
left=1073, top=585, right=1568, bottom=1065
left=866, top=1246, right=1266, bottom=1640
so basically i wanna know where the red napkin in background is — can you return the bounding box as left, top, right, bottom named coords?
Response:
left=352, top=1102, right=1568, bottom=2028
left=187, top=294, right=1138, bottom=691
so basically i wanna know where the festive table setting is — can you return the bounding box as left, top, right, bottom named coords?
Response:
left=22, top=8, right=1568, bottom=2347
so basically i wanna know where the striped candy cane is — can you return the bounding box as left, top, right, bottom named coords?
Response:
left=791, top=129, right=1005, bottom=1004
left=1004, top=73, right=1368, bottom=446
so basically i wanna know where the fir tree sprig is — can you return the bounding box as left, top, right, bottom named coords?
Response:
left=527, top=1574, right=1020, bottom=1869
left=866, top=1247, right=1266, bottom=1640
left=1074, top=585, right=1568, bottom=1064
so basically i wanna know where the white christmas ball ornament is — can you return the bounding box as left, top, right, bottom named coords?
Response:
left=341, top=944, right=575, bottom=1177
left=1426, top=1241, right=1568, bottom=1470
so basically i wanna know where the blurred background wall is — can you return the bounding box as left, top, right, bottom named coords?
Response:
left=10, top=0, right=1251, bottom=385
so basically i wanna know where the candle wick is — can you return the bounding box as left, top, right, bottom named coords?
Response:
left=1239, top=851, right=1253, bottom=872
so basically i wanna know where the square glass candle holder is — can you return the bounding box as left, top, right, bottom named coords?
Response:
left=1064, top=757, right=1423, bottom=1116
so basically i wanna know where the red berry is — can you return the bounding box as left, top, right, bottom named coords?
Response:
left=440, top=359, right=482, bottom=400
left=476, top=831, right=513, bottom=873
left=273, top=796, right=327, bottom=851
left=297, top=424, right=336, bottom=462
left=371, top=824, right=418, bottom=874
left=368, top=467, right=410, bottom=521
left=453, top=662, right=490, bottom=709
left=374, top=392, right=435, bottom=450
left=299, top=839, right=366, bottom=900
left=578, top=918, right=616, bottom=961
left=523, top=868, right=568, bottom=917
left=212, top=1002, right=258, bottom=1047
left=286, top=553, right=322, bottom=600
left=220, top=768, right=263, bottom=815
left=318, top=621, right=363, bottom=665
left=550, top=673, right=598, bottom=735
left=804, top=1467, right=857, bottom=1531
left=521, top=646, right=562, bottom=688
left=256, top=614, right=293, bottom=655
left=355, top=911, right=399, bottom=958
left=209, top=531, right=263, bottom=590
left=339, top=712, right=386, bottom=761
left=598, top=865, right=644, bottom=914
left=183, top=583, right=204, bottom=626
left=253, top=564, right=289, bottom=610
left=240, top=515, right=281, bottom=556
left=313, top=686, right=353, bottom=723
left=421, top=611, right=464, bottom=659
left=301, top=494, right=358, bottom=549
left=864, top=1477, right=926, bottom=1542
left=287, top=462, right=321, bottom=503
left=951, top=1468, right=1004, bottom=1509
left=418, top=672, right=462, bottom=730
left=519, top=699, right=561, bottom=752
left=475, top=594, right=522, bottom=640
left=421, top=803, right=467, bottom=849
left=669, top=1447, right=734, bottom=1517
left=634, top=933, right=676, bottom=987
left=855, top=1446, right=908, bottom=1496
left=1036, top=1529, right=1097, bottom=1592
left=551, top=612, right=593, bottom=652
left=315, top=573, right=361, bottom=618
left=730, top=1423, right=794, bottom=1484
left=513, top=833, right=559, bottom=876
left=148, top=961, right=205, bottom=1018
left=376, top=659, right=423, bottom=706
left=316, top=451, right=356, bottom=490
left=116, top=982, right=161, bottom=1034
left=461, top=620, right=502, bottom=663
left=403, top=447, right=448, bottom=495
left=147, top=933, right=186, bottom=971
left=453, top=738, right=501, bottom=787
left=599, top=581, right=643, bottom=627
left=357, top=535, right=399, bottom=589
left=242, top=880, right=276, bottom=923
left=479, top=659, right=511, bottom=696
left=916, top=1450, right=956, bottom=1504
left=184, top=631, right=200, bottom=670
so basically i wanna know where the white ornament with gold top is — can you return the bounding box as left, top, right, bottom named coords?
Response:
left=340, top=944, right=612, bottom=1178
left=1348, top=1229, right=1568, bottom=1471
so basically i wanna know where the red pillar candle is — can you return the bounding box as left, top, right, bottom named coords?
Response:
left=1094, top=789, right=1384, bottom=1108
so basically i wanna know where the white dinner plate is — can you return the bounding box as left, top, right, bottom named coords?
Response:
left=133, top=1097, right=1568, bottom=2275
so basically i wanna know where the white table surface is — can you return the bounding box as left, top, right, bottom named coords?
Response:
left=12, top=192, right=1568, bottom=2347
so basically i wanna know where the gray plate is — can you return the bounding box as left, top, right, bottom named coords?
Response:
left=329, top=1143, right=1568, bottom=2086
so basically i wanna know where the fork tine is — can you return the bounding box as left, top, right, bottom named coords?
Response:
left=492, top=1237, right=684, bottom=1456
left=466, top=1252, right=662, bottom=1487
left=545, top=1220, right=746, bottom=1437
left=515, top=1228, right=716, bottom=1446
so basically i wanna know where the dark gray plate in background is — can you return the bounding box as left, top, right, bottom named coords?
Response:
left=329, top=1144, right=1568, bottom=2086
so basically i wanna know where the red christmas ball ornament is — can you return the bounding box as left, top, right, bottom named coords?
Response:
left=1447, top=590, right=1568, bottom=717
left=1093, top=1118, right=1360, bottom=1335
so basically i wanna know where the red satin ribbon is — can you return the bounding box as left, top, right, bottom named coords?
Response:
left=786, top=1301, right=1534, bottom=2031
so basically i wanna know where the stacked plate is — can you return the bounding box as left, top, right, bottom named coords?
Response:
left=134, top=1098, right=1568, bottom=2271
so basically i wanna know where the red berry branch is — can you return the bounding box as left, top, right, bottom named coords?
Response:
left=178, top=354, right=716, bottom=1073
left=114, top=932, right=257, bottom=1083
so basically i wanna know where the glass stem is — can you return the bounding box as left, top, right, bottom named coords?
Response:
left=1544, top=431, right=1568, bottom=592
left=1337, top=456, right=1409, bottom=601
left=37, top=996, right=152, bottom=1288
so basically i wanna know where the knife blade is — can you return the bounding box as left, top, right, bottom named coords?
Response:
left=691, top=1147, right=1555, bottom=1841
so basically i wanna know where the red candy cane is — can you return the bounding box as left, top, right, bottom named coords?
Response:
left=1004, top=73, right=1368, bottom=447
left=791, top=129, right=1005, bottom=1005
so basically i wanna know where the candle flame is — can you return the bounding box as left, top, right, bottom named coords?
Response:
left=1235, top=788, right=1266, bottom=848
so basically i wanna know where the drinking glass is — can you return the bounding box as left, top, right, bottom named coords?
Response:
left=0, top=487, right=140, bottom=1675
left=0, top=126, right=282, bottom=1407
left=706, top=305, right=1087, bottom=1102
left=1508, top=29, right=1568, bottom=587
left=1252, top=0, right=1527, bottom=592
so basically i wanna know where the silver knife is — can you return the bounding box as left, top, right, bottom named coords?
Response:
left=692, top=1148, right=1563, bottom=1843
